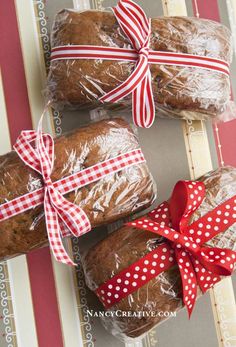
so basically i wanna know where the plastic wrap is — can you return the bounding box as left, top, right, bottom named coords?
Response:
left=0, top=118, right=156, bottom=261
left=46, top=10, right=232, bottom=120
left=82, top=166, right=236, bottom=340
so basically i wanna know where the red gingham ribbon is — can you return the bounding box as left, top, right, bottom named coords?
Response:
left=51, top=0, right=230, bottom=128
left=0, top=116, right=145, bottom=266
left=96, top=180, right=236, bottom=316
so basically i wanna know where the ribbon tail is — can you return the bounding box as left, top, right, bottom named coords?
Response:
left=44, top=192, right=76, bottom=266
left=48, top=187, right=91, bottom=238
left=13, top=130, right=41, bottom=174
left=191, top=258, right=220, bottom=293
left=175, top=249, right=198, bottom=317
left=148, top=201, right=171, bottom=227
left=37, top=118, right=54, bottom=179
left=99, top=55, right=148, bottom=104
left=58, top=219, right=72, bottom=238
left=144, top=69, right=155, bottom=127
left=132, top=70, right=155, bottom=128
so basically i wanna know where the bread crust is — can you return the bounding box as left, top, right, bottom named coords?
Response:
left=47, top=10, right=232, bottom=118
left=83, top=166, right=236, bottom=338
left=0, top=118, right=156, bottom=260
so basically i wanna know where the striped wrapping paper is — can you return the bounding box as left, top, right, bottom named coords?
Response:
left=0, top=1, right=235, bottom=347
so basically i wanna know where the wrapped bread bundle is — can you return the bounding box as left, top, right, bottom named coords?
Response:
left=0, top=118, right=156, bottom=261
left=47, top=8, right=232, bottom=121
left=83, top=166, right=236, bottom=339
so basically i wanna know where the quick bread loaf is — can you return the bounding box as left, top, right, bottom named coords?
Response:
left=83, top=166, right=236, bottom=339
left=47, top=10, right=232, bottom=120
left=0, top=118, right=156, bottom=260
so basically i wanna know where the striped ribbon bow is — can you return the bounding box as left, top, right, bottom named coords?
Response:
left=96, top=180, right=236, bottom=316
left=0, top=115, right=145, bottom=266
left=100, top=0, right=154, bottom=128
left=51, top=0, right=230, bottom=128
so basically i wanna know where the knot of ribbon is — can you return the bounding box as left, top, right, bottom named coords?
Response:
left=96, top=180, right=236, bottom=316
left=100, top=0, right=154, bottom=128
left=13, top=116, right=91, bottom=266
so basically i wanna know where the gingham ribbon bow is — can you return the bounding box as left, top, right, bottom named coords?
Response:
left=96, top=180, right=236, bottom=316
left=100, top=0, right=155, bottom=128
left=4, top=116, right=145, bottom=266
left=13, top=117, right=90, bottom=265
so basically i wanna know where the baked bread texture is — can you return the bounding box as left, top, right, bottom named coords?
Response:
left=83, top=166, right=236, bottom=339
left=0, top=118, right=156, bottom=260
left=47, top=10, right=232, bottom=120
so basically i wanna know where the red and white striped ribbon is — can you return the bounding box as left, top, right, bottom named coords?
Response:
left=0, top=116, right=145, bottom=265
left=51, top=0, right=230, bottom=128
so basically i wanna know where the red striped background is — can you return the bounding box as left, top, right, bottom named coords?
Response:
left=0, top=1, right=64, bottom=346
left=0, top=0, right=235, bottom=346
left=192, top=0, right=236, bottom=167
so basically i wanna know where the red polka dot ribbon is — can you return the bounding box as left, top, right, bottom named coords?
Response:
left=96, top=180, right=236, bottom=316
left=50, top=0, right=230, bottom=129
left=0, top=114, right=145, bottom=266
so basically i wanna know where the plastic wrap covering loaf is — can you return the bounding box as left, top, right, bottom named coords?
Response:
left=83, top=166, right=236, bottom=339
left=47, top=10, right=232, bottom=120
left=0, top=118, right=156, bottom=261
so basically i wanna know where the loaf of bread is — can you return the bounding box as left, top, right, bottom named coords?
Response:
left=0, top=118, right=156, bottom=261
left=83, top=166, right=236, bottom=339
left=47, top=10, right=232, bottom=120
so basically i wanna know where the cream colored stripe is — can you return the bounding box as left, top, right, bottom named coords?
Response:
left=8, top=258, right=38, bottom=347
left=182, top=120, right=213, bottom=179
left=162, top=0, right=188, bottom=16
left=0, top=66, right=38, bottom=346
left=51, top=253, right=84, bottom=347
left=162, top=1, right=236, bottom=347
left=0, top=70, right=11, bottom=155
left=14, top=0, right=53, bottom=133
left=5, top=1, right=54, bottom=346
left=73, top=0, right=90, bottom=10
left=231, top=0, right=236, bottom=12
left=126, top=341, right=144, bottom=347
left=15, top=0, right=86, bottom=345
left=0, top=70, right=18, bottom=347
left=227, top=0, right=236, bottom=56
left=210, top=278, right=236, bottom=347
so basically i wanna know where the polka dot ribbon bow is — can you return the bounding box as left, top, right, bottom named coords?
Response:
left=0, top=116, right=145, bottom=266
left=50, top=0, right=229, bottom=129
left=96, top=180, right=236, bottom=316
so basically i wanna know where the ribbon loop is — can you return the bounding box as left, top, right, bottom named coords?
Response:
left=14, top=130, right=41, bottom=174
left=36, top=116, right=54, bottom=181
left=169, top=180, right=205, bottom=231
left=113, top=0, right=150, bottom=51
left=197, top=247, right=234, bottom=276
